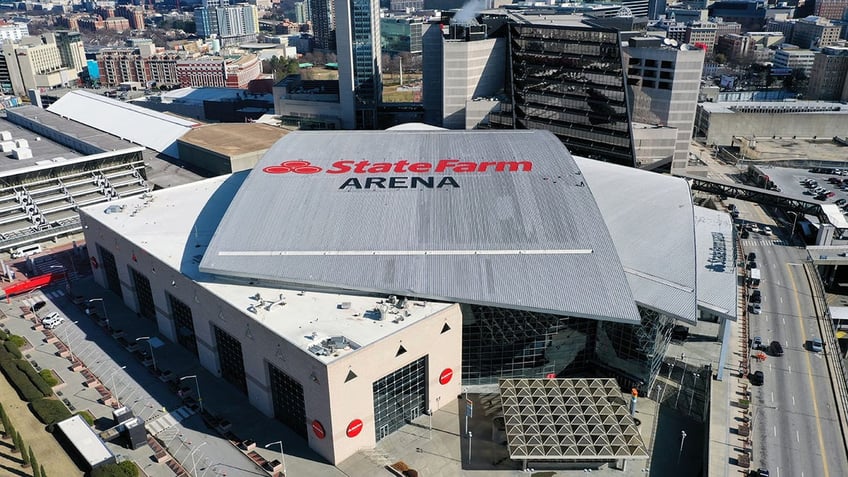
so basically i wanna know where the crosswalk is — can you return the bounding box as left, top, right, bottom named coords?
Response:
left=741, top=239, right=787, bottom=247
left=21, top=289, right=65, bottom=308
left=147, top=406, right=196, bottom=436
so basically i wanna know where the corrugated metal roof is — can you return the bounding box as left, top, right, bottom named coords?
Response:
left=47, top=90, right=198, bottom=158
left=693, top=206, right=738, bottom=321
left=577, top=157, right=698, bottom=323
left=200, top=130, right=642, bottom=324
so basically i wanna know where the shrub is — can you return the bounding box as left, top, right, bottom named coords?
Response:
left=75, top=410, right=95, bottom=426
left=90, top=461, right=139, bottom=477
left=30, top=398, right=71, bottom=425
left=4, top=341, right=21, bottom=359
left=0, top=328, right=8, bottom=341
left=0, top=346, right=12, bottom=364
left=15, top=360, right=52, bottom=397
left=39, top=370, right=58, bottom=387
left=8, top=335, right=26, bottom=349
left=0, top=359, right=42, bottom=401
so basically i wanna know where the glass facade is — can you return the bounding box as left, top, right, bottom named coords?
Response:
left=381, top=19, right=422, bottom=53
left=350, top=0, right=381, bottom=128
left=214, top=326, right=247, bottom=394
left=373, top=356, right=426, bottom=441
left=130, top=267, right=155, bottom=320
left=490, top=23, right=637, bottom=167
left=461, top=304, right=675, bottom=393
left=168, top=293, right=198, bottom=356
left=97, top=244, right=123, bottom=299
left=268, top=364, right=307, bottom=438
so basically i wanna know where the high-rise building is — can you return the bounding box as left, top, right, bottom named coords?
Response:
left=293, top=1, right=309, bottom=24
left=773, top=48, right=815, bottom=75
left=336, top=0, right=383, bottom=129
left=195, top=2, right=259, bottom=46
left=309, top=0, right=334, bottom=50
left=0, top=21, right=29, bottom=45
left=624, top=36, right=705, bottom=173
left=790, top=15, right=842, bottom=48
left=807, top=46, right=848, bottom=101
left=489, top=13, right=637, bottom=167
left=814, top=0, right=848, bottom=20
left=1, top=33, right=86, bottom=95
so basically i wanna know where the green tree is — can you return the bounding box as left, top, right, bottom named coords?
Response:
left=0, top=403, right=9, bottom=438
left=21, top=444, right=32, bottom=467
left=31, top=455, right=41, bottom=477
left=12, top=429, right=22, bottom=453
left=40, top=464, right=46, bottom=477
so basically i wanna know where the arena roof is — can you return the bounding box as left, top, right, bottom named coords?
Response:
left=578, top=157, right=698, bottom=323
left=177, top=123, right=289, bottom=158
left=200, top=130, right=643, bottom=324
left=693, top=206, right=737, bottom=320
left=47, top=90, right=199, bottom=158
left=81, top=173, right=455, bottom=363
left=55, top=415, right=114, bottom=468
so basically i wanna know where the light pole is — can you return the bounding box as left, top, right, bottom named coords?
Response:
left=107, top=365, right=127, bottom=405
left=426, top=408, right=433, bottom=440
left=88, top=298, right=109, bottom=329
left=136, top=336, right=156, bottom=370
left=62, top=320, right=80, bottom=361
left=264, top=441, right=286, bottom=475
left=688, top=373, right=700, bottom=415
left=677, top=430, right=687, bottom=465
left=180, top=375, right=203, bottom=413
left=189, top=441, right=208, bottom=476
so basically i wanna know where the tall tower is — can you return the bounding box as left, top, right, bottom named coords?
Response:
left=336, top=0, right=382, bottom=129
left=309, top=0, right=334, bottom=50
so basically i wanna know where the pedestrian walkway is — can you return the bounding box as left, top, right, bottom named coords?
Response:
left=741, top=238, right=787, bottom=247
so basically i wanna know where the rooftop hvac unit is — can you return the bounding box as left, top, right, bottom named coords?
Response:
left=14, top=139, right=27, bottom=149
left=340, top=302, right=351, bottom=310
left=0, top=141, right=16, bottom=152
left=0, top=131, right=11, bottom=141
left=13, top=148, right=32, bottom=160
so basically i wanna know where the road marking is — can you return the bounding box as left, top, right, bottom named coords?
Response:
left=780, top=296, right=784, bottom=304
left=787, top=263, right=831, bottom=477
left=774, top=425, right=777, bottom=436
left=788, top=364, right=792, bottom=373
left=792, top=395, right=796, bottom=406
left=771, top=391, right=774, bottom=403
left=783, top=317, right=786, bottom=324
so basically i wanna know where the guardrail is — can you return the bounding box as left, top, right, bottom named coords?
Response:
left=803, top=261, right=848, bottom=459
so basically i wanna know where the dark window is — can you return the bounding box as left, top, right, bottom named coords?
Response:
left=269, top=364, right=306, bottom=438
left=373, top=356, right=427, bottom=441
left=97, top=244, right=123, bottom=299
left=214, top=326, right=247, bottom=394
left=169, top=293, right=197, bottom=356
left=130, top=267, right=155, bottom=320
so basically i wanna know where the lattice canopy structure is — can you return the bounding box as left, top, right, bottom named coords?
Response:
left=499, top=378, right=649, bottom=461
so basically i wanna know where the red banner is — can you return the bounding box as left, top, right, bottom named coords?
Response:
left=4, top=272, right=66, bottom=298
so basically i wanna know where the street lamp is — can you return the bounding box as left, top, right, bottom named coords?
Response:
left=88, top=298, right=109, bottom=329
left=189, top=441, right=208, bottom=476
left=180, top=375, right=203, bottom=413
left=136, top=336, right=156, bottom=370
left=677, top=430, right=687, bottom=465
left=264, top=441, right=286, bottom=475
left=106, top=365, right=127, bottom=405
left=62, top=320, right=80, bottom=361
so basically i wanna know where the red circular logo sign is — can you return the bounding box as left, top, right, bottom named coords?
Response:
left=439, top=368, right=453, bottom=385
left=263, top=160, right=323, bottom=174
left=311, top=420, right=325, bottom=439
left=346, top=419, right=363, bottom=438
left=90, top=257, right=99, bottom=269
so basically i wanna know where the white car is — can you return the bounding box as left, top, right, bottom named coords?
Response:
left=749, top=224, right=761, bottom=234
left=749, top=303, right=762, bottom=314
left=41, top=312, right=64, bottom=329
left=763, top=226, right=773, bottom=236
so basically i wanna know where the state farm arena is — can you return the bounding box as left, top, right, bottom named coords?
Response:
left=81, top=129, right=736, bottom=464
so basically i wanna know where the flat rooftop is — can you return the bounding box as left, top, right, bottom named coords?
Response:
left=0, top=111, right=82, bottom=172
left=700, top=101, right=848, bottom=114
left=693, top=206, right=738, bottom=320
left=178, top=123, right=289, bottom=157
left=81, top=173, right=453, bottom=364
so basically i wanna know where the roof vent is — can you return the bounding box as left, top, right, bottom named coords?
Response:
left=339, top=302, right=351, bottom=310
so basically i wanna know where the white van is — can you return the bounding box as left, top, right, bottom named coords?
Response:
left=11, top=244, right=42, bottom=259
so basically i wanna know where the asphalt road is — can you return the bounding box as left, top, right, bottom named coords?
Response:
left=740, top=212, right=848, bottom=477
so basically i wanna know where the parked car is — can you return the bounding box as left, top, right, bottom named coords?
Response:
left=763, top=226, right=773, bottom=235
left=811, top=337, right=824, bottom=352
left=827, top=191, right=837, bottom=198
left=750, top=224, right=761, bottom=234
left=837, top=198, right=847, bottom=206
left=749, top=469, right=770, bottom=477
left=749, top=303, right=762, bottom=314
left=750, top=290, right=762, bottom=303
left=769, top=341, right=784, bottom=356
left=750, top=370, right=764, bottom=385
left=748, top=252, right=757, bottom=261
left=752, top=336, right=763, bottom=349
left=41, top=312, right=64, bottom=329
left=741, top=230, right=750, bottom=239
left=747, top=261, right=758, bottom=270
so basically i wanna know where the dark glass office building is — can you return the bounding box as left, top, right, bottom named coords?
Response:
left=490, top=19, right=637, bottom=167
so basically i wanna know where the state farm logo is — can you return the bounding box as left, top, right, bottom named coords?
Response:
left=263, top=160, right=322, bottom=174
left=262, top=159, right=533, bottom=190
